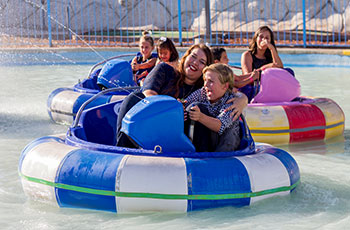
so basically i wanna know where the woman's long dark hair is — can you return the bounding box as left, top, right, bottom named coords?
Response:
left=249, top=26, right=276, bottom=63
left=174, top=44, right=214, bottom=98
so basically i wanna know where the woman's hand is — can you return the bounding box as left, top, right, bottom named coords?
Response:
left=177, top=99, right=188, bottom=121
left=225, top=92, right=248, bottom=120
left=251, top=69, right=260, bottom=81
left=261, top=38, right=274, bottom=50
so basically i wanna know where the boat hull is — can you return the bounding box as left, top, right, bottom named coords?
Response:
left=47, top=87, right=127, bottom=125
left=19, top=135, right=300, bottom=213
left=245, top=97, right=345, bottom=145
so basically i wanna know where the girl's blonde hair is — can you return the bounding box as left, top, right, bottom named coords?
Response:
left=203, top=63, right=235, bottom=92
left=140, top=30, right=154, bottom=47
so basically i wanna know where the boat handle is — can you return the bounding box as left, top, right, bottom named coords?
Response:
left=154, top=145, right=162, bottom=153
left=87, top=54, right=135, bottom=78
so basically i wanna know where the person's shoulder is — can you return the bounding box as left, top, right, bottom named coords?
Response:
left=241, top=51, right=253, bottom=66
left=158, top=62, right=177, bottom=72
left=241, top=50, right=252, bottom=58
left=166, top=60, right=179, bottom=69
left=186, top=87, right=205, bottom=102
left=146, top=62, right=178, bottom=82
left=151, top=52, right=158, bottom=58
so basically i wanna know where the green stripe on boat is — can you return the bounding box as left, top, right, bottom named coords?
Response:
left=19, top=172, right=300, bottom=200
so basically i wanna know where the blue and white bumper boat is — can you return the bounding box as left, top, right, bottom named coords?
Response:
left=20, top=93, right=300, bottom=213
left=47, top=55, right=138, bottom=125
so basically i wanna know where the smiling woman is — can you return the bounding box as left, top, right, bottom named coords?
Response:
left=116, top=44, right=214, bottom=148
left=115, top=44, right=248, bottom=148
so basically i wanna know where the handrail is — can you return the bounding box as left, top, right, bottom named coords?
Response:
left=70, top=86, right=140, bottom=129
left=87, top=54, right=135, bottom=78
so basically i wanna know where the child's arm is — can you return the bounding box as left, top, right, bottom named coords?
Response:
left=188, top=105, right=221, bottom=133
left=233, top=70, right=260, bottom=88
left=135, top=71, right=149, bottom=86
left=137, top=58, right=157, bottom=70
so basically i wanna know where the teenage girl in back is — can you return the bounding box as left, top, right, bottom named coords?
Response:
left=155, top=37, right=179, bottom=69
left=239, top=26, right=284, bottom=101
left=131, top=30, right=158, bottom=86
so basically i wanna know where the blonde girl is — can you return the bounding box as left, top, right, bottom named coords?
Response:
left=131, top=30, right=157, bottom=85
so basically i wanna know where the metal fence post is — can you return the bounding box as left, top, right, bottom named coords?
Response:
left=178, top=0, right=182, bottom=46
left=47, top=0, right=52, bottom=47
left=302, top=0, right=306, bottom=48
left=205, top=0, right=211, bottom=44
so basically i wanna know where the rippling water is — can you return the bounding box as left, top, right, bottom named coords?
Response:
left=1, top=51, right=350, bottom=229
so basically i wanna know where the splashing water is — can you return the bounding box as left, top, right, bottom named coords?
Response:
left=16, top=0, right=107, bottom=61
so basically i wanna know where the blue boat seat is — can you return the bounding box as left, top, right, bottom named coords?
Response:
left=121, top=95, right=196, bottom=153
left=81, top=68, right=101, bottom=90
left=97, top=59, right=137, bottom=89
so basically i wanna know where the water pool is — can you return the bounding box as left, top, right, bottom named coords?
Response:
left=1, top=50, right=350, bottom=229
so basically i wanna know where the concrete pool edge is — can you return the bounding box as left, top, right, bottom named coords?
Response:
left=1, top=47, right=349, bottom=56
